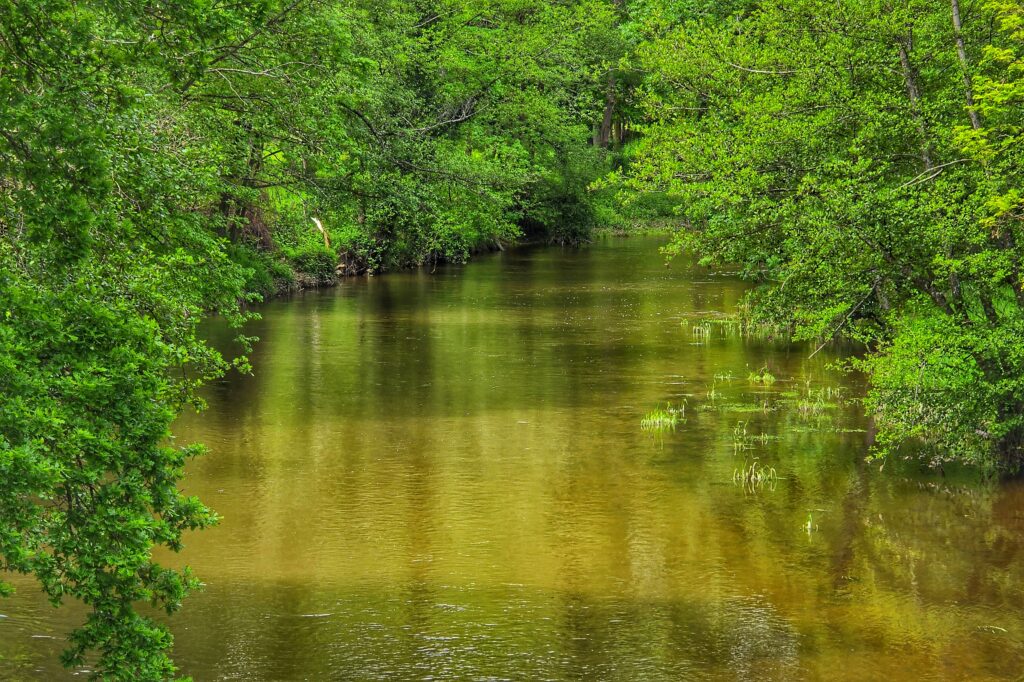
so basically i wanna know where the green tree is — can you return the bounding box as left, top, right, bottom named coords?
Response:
left=185, top=0, right=624, bottom=274
left=623, top=0, right=1024, bottom=468
left=0, top=0, right=258, bottom=676
left=1, top=0, right=626, bottom=676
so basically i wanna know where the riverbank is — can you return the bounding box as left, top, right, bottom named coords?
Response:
left=241, top=221, right=683, bottom=300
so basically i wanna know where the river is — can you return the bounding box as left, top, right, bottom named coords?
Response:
left=3, top=236, right=1024, bottom=679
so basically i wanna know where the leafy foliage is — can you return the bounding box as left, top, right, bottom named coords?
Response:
left=0, top=0, right=261, bottom=676
left=189, top=0, right=623, bottom=270
left=622, top=0, right=1024, bottom=467
left=0, top=0, right=623, bottom=677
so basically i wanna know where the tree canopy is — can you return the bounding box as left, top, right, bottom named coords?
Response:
left=0, top=0, right=622, bottom=676
left=619, top=0, right=1024, bottom=468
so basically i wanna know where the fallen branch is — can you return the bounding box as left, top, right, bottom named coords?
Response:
left=311, top=216, right=330, bottom=248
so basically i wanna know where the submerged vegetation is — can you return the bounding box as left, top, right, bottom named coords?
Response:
left=2, top=0, right=1024, bottom=677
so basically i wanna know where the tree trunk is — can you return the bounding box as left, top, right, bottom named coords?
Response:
left=980, top=293, right=999, bottom=325
left=598, top=70, right=616, bottom=149
left=242, top=134, right=273, bottom=249
left=951, top=0, right=981, bottom=130
left=895, top=33, right=969, bottom=316
left=218, top=191, right=235, bottom=240
left=896, top=35, right=933, bottom=171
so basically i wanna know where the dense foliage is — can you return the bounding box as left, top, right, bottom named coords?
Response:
left=619, top=0, right=1024, bottom=469
left=185, top=0, right=625, bottom=281
left=0, top=0, right=622, bottom=677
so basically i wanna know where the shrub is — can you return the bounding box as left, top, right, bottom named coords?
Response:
left=286, top=245, right=336, bottom=286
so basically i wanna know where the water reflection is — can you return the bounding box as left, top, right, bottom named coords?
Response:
left=3, top=237, right=1024, bottom=679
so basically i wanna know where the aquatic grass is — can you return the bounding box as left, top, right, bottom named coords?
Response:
left=689, top=321, right=713, bottom=343
left=732, top=420, right=777, bottom=449
left=732, top=421, right=752, bottom=451
left=796, top=389, right=836, bottom=418
left=681, top=315, right=785, bottom=341
left=641, top=402, right=686, bottom=432
left=706, top=381, right=721, bottom=403
left=747, top=432, right=778, bottom=444
left=720, top=401, right=775, bottom=414
left=733, top=458, right=778, bottom=490
left=778, top=379, right=842, bottom=420
left=796, top=394, right=828, bottom=417
left=820, top=385, right=844, bottom=400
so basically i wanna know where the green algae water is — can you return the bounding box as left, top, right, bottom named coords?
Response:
left=3, top=237, right=1024, bottom=680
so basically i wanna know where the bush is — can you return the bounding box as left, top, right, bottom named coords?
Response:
left=285, top=245, right=336, bottom=286
left=858, top=311, right=1024, bottom=470
left=227, top=245, right=297, bottom=299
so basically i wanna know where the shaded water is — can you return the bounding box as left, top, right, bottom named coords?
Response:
left=3, top=237, right=1024, bottom=680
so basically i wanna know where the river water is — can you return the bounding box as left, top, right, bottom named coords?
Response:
left=3, top=236, right=1024, bottom=680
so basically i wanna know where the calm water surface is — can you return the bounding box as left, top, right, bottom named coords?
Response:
left=3, top=237, right=1024, bottom=680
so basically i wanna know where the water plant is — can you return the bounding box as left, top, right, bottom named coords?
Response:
left=690, top=320, right=713, bottom=342
left=719, top=401, right=774, bottom=414
left=682, top=316, right=783, bottom=341
left=706, top=381, right=721, bottom=403
left=733, top=459, right=778, bottom=489
left=731, top=421, right=777, bottom=449
left=641, top=402, right=686, bottom=432
left=791, top=379, right=840, bottom=419
left=747, top=432, right=777, bottom=444
left=748, top=367, right=777, bottom=385
left=732, top=421, right=751, bottom=450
